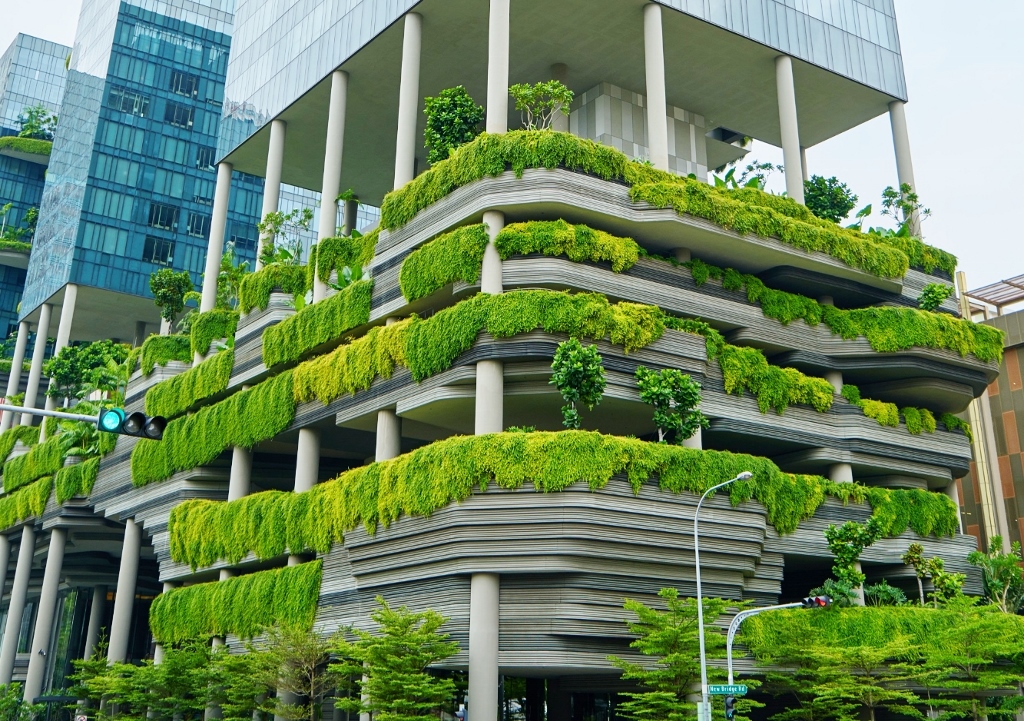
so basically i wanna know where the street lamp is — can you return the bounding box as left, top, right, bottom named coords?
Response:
left=694, top=471, right=753, bottom=721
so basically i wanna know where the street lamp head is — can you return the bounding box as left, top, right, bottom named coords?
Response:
left=737, top=471, right=753, bottom=480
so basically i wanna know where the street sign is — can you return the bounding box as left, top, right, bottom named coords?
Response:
left=709, top=684, right=748, bottom=696
left=696, top=701, right=713, bottom=721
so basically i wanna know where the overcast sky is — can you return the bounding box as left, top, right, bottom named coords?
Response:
left=2, top=1, right=1020, bottom=292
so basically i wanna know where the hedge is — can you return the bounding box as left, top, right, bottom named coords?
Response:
left=0, top=136, right=52, bottom=157
left=378, top=130, right=954, bottom=279
left=261, top=280, right=374, bottom=369
left=399, top=224, right=489, bottom=301
left=140, top=334, right=192, bottom=375
left=687, top=259, right=1004, bottom=364
left=190, top=309, right=238, bottom=357
left=0, top=240, right=30, bottom=254
left=308, top=230, right=379, bottom=285
left=167, top=431, right=961, bottom=570
left=148, top=560, right=322, bottom=644
left=145, top=350, right=234, bottom=419
left=54, top=457, right=100, bottom=504
left=840, top=384, right=943, bottom=436
left=0, top=425, right=39, bottom=464
left=131, top=370, right=294, bottom=487
left=0, top=476, right=51, bottom=529
left=3, top=435, right=61, bottom=493
left=239, top=265, right=307, bottom=314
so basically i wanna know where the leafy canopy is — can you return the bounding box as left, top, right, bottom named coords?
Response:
left=423, top=86, right=484, bottom=165
left=508, top=80, right=573, bottom=130
left=917, top=283, right=953, bottom=312
left=803, top=175, right=858, bottom=223
left=967, top=536, right=1024, bottom=614
left=150, top=268, right=194, bottom=323
left=550, top=338, right=606, bottom=429
left=16, top=104, right=57, bottom=140
left=635, top=367, right=709, bottom=444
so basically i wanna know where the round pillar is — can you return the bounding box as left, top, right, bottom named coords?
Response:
left=201, top=162, right=234, bottom=313
left=393, top=14, right=422, bottom=189
left=486, top=0, right=511, bottom=134
left=82, top=585, right=107, bottom=661
left=315, top=70, right=350, bottom=303
left=775, top=55, right=805, bottom=204
left=24, top=528, right=67, bottom=701
left=0, top=525, right=36, bottom=682
left=21, top=302, right=52, bottom=426
left=108, top=519, right=142, bottom=663
left=0, top=321, right=29, bottom=432
left=468, top=573, right=500, bottom=721
left=643, top=4, right=669, bottom=171
left=257, top=119, right=287, bottom=270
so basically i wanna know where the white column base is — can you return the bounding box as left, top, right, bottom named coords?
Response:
left=829, top=462, right=853, bottom=484
left=468, top=573, right=500, bottom=721
left=375, top=409, right=402, bottom=462
left=475, top=360, right=504, bottom=435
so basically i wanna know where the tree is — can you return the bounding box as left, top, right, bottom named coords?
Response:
left=880, top=183, right=930, bottom=236
left=257, top=208, right=313, bottom=267
left=16, top=104, right=57, bottom=140
left=45, top=344, right=85, bottom=402
left=150, top=268, right=195, bottom=328
left=812, top=639, right=921, bottom=721
left=635, top=367, right=708, bottom=444
left=901, top=543, right=965, bottom=608
left=332, top=597, right=459, bottom=721
left=609, top=589, right=757, bottom=721
left=217, top=244, right=250, bottom=310
left=423, top=86, right=485, bottom=165
left=803, top=176, right=858, bottom=223
left=250, top=624, right=340, bottom=721
left=968, top=536, right=1024, bottom=614
left=0, top=683, right=44, bottom=721
left=508, top=81, right=573, bottom=130
left=824, top=518, right=882, bottom=591
left=550, top=338, right=606, bottom=430
left=901, top=543, right=928, bottom=606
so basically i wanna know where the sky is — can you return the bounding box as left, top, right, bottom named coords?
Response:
left=1, top=1, right=1020, bottom=292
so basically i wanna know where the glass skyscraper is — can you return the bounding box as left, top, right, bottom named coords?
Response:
left=21, top=0, right=263, bottom=340
left=0, top=34, right=69, bottom=338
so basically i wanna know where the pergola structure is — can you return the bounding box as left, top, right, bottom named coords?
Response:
left=966, top=274, right=1024, bottom=318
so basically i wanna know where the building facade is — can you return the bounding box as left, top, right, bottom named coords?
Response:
left=0, top=0, right=1005, bottom=716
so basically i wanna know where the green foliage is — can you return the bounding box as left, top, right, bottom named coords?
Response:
left=257, top=208, right=314, bottom=267
left=423, top=85, right=485, bottom=165
left=309, top=228, right=378, bottom=285
left=508, top=80, right=574, bottom=130
left=190, top=309, right=238, bottom=357
left=0, top=425, right=39, bottom=463
left=398, top=224, right=489, bottom=301
left=166, top=431, right=960, bottom=569
left=255, top=624, right=340, bottom=721
left=0, top=683, right=43, bottom=721
left=262, top=280, right=373, bottom=369
left=16, top=104, right=57, bottom=140
left=925, top=557, right=965, bottom=607
left=609, top=589, right=758, bottom=721
left=635, top=367, right=708, bottom=443
left=145, top=349, right=234, bottom=418
left=718, top=343, right=835, bottom=414
left=803, top=175, right=858, bottom=223
left=864, top=580, right=907, bottom=607
left=54, top=456, right=100, bottom=503
left=140, top=334, right=192, bottom=374
left=825, top=518, right=883, bottom=588
left=238, top=264, right=308, bottom=314
left=495, top=219, right=640, bottom=272
left=46, top=339, right=131, bottom=400
left=131, top=371, right=295, bottom=487
left=938, top=413, right=972, bottom=441
left=149, top=561, right=322, bottom=644
left=333, top=597, right=460, bottom=721
left=150, top=268, right=195, bottom=323
left=0, top=477, right=51, bottom=529
left=918, top=283, right=954, bottom=312
left=967, top=536, right=1024, bottom=614
left=3, top=434, right=61, bottom=492
left=550, top=339, right=606, bottom=429
left=840, top=384, right=938, bottom=434
left=0, top=135, right=52, bottom=159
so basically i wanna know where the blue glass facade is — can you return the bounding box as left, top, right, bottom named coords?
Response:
left=22, top=0, right=262, bottom=319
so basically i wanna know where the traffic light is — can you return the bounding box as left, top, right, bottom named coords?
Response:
left=97, top=408, right=167, bottom=440
left=725, top=696, right=736, bottom=720
left=801, top=595, right=832, bottom=608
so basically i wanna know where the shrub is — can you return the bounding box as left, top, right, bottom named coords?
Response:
left=3, top=436, right=62, bottom=493
left=0, top=136, right=52, bottom=157
left=495, top=220, right=640, bottom=272
left=140, top=334, right=192, bottom=375
left=54, top=457, right=100, bottom=504
left=149, top=561, right=322, bottom=644
left=550, top=339, right=606, bottom=429
left=508, top=81, right=573, bottom=130
left=718, top=344, right=835, bottom=414
left=145, top=350, right=234, bottom=419
left=398, top=225, right=488, bottom=301
left=150, top=269, right=194, bottom=324
left=918, top=283, right=954, bottom=312
left=804, top=175, right=858, bottom=223
left=635, top=367, right=708, bottom=443
left=190, top=309, right=238, bottom=357
left=309, top=229, right=379, bottom=286
left=423, top=86, right=484, bottom=165
left=166, top=431, right=961, bottom=570
left=0, top=477, right=51, bottom=529
left=239, top=265, right=308, bottom=314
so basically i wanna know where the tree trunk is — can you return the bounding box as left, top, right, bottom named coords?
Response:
left=917, top=576, right=925, bottom=606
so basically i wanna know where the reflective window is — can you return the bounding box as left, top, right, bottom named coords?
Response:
left=164, top=100, right=194, bottom=129
left=148, top=202, right=179, bottom=230
left=142, top=235, right=175, bottom=265
left=107, top=85, right=150, bottom=117
left=170, top=70, right=199, bottom=98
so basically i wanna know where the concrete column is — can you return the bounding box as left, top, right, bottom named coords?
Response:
left=21, top=302, right=51, bottom=426
left=24, top=528, right=67, bottom=701
left=475, top=361, right=504, bottom=435
left=682, top=427, right=702, bottom=450
left=294, top=428, right=321, bottom=494
left=775, top=55, right=805, bottom=204
left=82, top=585, right=107, bottom=661
left=643, top=3, right=669, bottom=171
left=228, top=445, right=253, bottom=502
left=393, top=13, right=422, bottom=189
left=343, top=198, right=359, bottom=237
left=375, top=409, right=402, bottom=462
left=888, top=100, right=920, bottom=236
left=486, top=0, right=511, bottom=134
left=201, top=162, right=234, bottom=313
left=0, top=321, right=29, bottom=432
left=825, top=370, right=843, bottom=394
left=107, top=519, right=142, bottom=663
left=481, top=211, right=503, bottom=295
left=0, top=535, right=9, bottom=603
left=800, top=147, right=810, bottom=182
left=43, top=283, right=78, bottom=418
left=133, top=321, right=147, bottom=348
left=945, top=481, right=965, bottom=534
left=674, top=248, right=691, bottom=264
left=256, top=119, right=287, bottom=271
left=160, top=318, right=172, bottom=336
left=551, top=64, right=569, bottom=132
left=829, top=463, right=853, bottom=484
left=315, top=70, right=350, bottom=303
left=0, top=525, right=36, bottom=683
left=547, top=680, right=571, bottom=721
left=468, top=573, right=499, bottom=721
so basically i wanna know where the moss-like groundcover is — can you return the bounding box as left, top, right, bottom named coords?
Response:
left=167, top=431, right=959, bottom=571
left=145, top=350, right=234, bottom=419
left=134, top=289, right=967, bottom=488
left=0, top=136, right=52, bottom=157
left=148, top=560, right=322, bottom=644
left=2, top=435, right=61, bottom=493
left=399, top=224, right=489, bottom=301
left=0, top=476, right=51, bottom=530
left=140, top=334, right=192, bottom=375
left=54, top=457, right=100, bottom=504
left=190, top=309, right=239, bottom=357
left=238, top=265, right=307, bottom=314
left=379, top=131, right=956, bottom=277
left=307, top=230, right=379, bottom=286
left=0, top=425, right=39, bottom=464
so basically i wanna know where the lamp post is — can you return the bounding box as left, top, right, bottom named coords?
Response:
left=694, top=471, right=753, bottom=721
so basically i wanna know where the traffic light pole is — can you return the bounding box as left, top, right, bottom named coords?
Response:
left=0, top=402, right=102, bottom=426
left=726, top=602, right=803, bottom=684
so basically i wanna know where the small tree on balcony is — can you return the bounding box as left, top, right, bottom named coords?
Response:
left=635, top=367, right=708, bottom=444
left=423, top=86, right=484, bottom=165
left=550, top=338, right=606, bottom=430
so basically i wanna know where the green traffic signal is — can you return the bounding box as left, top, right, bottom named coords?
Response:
left=97, top=408, right=166, bottom=440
